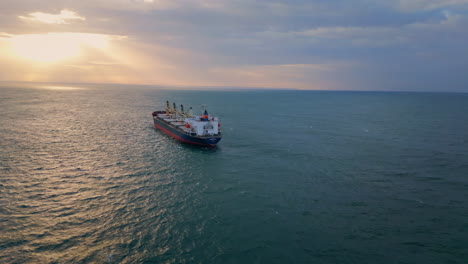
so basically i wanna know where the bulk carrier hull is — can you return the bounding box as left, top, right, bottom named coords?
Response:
left=152, top=111, right=222, bottom=146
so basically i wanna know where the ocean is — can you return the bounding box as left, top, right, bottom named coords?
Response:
left=1, top=84, right=467, bottom=263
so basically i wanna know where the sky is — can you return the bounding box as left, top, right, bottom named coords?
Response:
left=0, top=0, right=467, bottom=91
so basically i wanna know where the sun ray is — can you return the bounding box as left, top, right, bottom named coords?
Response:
left=7, top=33, right=113, bottom=63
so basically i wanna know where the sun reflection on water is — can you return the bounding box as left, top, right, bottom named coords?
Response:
left=40, top=85, right=87, bottom=90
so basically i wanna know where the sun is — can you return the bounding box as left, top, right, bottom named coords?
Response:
left=8, top=33, right=110, bottom=63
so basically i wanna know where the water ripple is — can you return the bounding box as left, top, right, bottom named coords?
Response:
left=1, top=87, right=468, bottom=263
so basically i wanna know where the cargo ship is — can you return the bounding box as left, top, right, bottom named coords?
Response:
left=152, top=101, right=222, bottom=146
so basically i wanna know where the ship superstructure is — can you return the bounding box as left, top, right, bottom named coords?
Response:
left=152, top=101, right=222, bottom=146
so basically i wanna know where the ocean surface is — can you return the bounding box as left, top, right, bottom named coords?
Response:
left=1, top=84, right=468, bottom=264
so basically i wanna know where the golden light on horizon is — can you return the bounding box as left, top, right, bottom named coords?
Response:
left=8, top=33, right=111, bottom=63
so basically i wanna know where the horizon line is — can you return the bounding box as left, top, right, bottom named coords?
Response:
left=0, top=80, right=466, bottom=94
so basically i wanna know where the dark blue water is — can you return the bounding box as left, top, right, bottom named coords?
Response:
left=1, top=85, right=468, bottom=263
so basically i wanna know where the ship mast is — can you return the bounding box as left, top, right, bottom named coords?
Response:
left=179, top=104, right=186, bottom=117
left=165, top=101, right=170, bottom=115
left=172, top=102, right=177, bottom=118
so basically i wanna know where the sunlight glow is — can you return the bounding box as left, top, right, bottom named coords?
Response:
left=8, top=33, right=111, bottom=63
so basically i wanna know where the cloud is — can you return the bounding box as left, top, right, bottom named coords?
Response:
left=255, top=10, right=467, bottom=48
left=396, top=0, right=468, bottom=11
left=19, top=9, right=85, bottom=24
left=294, top=26, right=404, bottom=46
left=0, top=32, right=13, bottom=38
left=1, top=0, right=468, bottom=91
left=205, top=61, right=361, bottom=90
